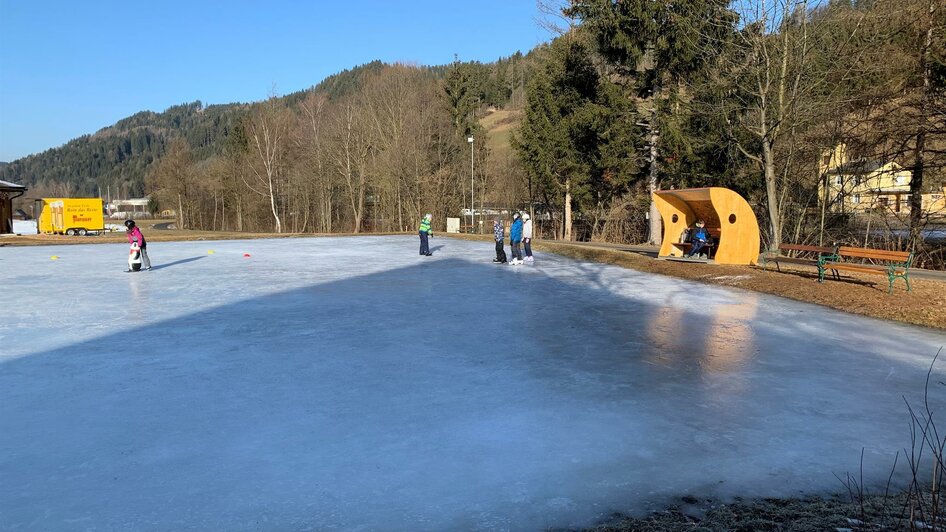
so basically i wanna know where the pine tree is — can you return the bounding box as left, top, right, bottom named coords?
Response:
left=565, top=0, right=737, bottom=244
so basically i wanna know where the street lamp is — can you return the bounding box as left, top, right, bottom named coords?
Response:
left=467, top=136, right=474, bottom=232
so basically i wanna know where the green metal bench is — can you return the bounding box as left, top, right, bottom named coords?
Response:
left=818, top=246, right=914, bottom=294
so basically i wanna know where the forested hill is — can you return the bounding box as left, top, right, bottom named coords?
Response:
left=0, top=62, right=382, bottom=198
left=0, top=55, right=529, bottom=199
left=2, top=101, right=247, bottom=198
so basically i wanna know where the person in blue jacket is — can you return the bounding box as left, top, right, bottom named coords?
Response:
left=509, top=212, right=524, bottom=265
left=686, top=220, right=711, bottom=258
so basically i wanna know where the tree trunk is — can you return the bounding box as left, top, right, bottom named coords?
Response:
left=268, top=175, right=282, bottom=233
left=564, top=177, right=572, bottom=241
left=647, top=111, right=662, bottom=245
left=354, top=181, right=364, bottom=234
left=908, top=0, right=934, bottom=253
left=762, top=136, right=782, bottom=250
left=236, top=197, right=243, bottom=232
left=177, top=193, right=184, bottom=230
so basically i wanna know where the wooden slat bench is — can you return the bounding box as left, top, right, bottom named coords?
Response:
left=818, top=246, right=914, bottom=293
left=762, top=243, right=837, bottom=273
left=670, top=228, right=720, bottom=259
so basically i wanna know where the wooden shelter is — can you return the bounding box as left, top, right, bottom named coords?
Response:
left=653, top=187, right=761, bottom=265
left=0, top=180, right=27, bottom=234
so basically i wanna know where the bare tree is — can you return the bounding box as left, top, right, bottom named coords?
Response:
left=147, top=139, right=194, bottom=229
left=331, top=100, right=373, bottom=233
left=297, top=89, right=333, bottom=232
left=720, top=0, right=839, bottom=249
left=245, top=95, right=291, bottom=233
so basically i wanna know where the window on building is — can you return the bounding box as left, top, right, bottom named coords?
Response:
left=853, top=194, right=861, bottom=204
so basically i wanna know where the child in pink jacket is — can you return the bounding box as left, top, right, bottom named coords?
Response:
left=125, top=220, right=151, bottom=271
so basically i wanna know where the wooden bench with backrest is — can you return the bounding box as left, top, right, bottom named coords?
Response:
left=670, top=227, right=721, bottom=258
left=762, top=243, right=838, bottom=273
left=818, top=246, right=914, bottom=293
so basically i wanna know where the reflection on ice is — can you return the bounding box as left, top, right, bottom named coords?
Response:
left=704, top=294, right=758, bottom=374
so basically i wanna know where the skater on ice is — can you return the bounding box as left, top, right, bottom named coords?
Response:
left=521, top=211, right=534, bottom=262
left=492, top=218, right=507, bottom=264
left=509, top=212, right=523, bottom=265
left=125, top=219, right=151, bottom=271
left=418, top=213, right=433, bottom=256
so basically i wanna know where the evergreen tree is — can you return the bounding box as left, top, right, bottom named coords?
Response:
left=513, top=37, right=603, bottom=240
left=565, top=0, right=737, bottom=244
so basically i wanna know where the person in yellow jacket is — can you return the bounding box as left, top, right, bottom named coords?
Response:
left=418, top=213, right=433, bottom=256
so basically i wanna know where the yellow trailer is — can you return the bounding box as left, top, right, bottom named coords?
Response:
left=35, top=198, right=105, bottom=236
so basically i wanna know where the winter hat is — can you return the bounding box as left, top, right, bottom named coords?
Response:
left=522, top=212, right=531, bottom=221
left=513, top=212, right=520, bottom=220
left=424, top=213, right=432, bottom=220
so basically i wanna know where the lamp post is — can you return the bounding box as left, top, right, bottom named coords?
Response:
left=467, top=136, right=474, bottom=232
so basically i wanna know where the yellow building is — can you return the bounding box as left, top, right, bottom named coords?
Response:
left=923, top=188, right=946, bottom=214
left=819, top=145, right=913, bottom=213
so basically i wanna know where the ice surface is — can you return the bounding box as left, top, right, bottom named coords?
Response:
left=1, top=236, right=944, bottom=530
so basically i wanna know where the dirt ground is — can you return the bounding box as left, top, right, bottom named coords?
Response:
left=586, top=492, right=933, bottom=531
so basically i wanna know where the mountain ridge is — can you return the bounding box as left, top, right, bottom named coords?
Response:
left=1, top=53, right=530, bottom=198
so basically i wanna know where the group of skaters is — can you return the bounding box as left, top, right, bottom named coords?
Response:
left=492, top=211, right=533, bottom=265
left=416, top=211, right=535, bottom=264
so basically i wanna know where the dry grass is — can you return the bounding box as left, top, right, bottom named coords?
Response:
left=589, top=493, right=924, bottom=531
left=447, top=234, right=946, bottom=330
left=480, top=108, right=521, bottom=156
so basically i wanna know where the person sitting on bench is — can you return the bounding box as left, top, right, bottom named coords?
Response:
left=686, top=220, right=711, bottom=258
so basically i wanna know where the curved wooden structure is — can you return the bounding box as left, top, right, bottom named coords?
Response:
left=653, top=187, right=761, bottom=265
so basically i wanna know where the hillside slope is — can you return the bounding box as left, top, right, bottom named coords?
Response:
left=0, top=61, right=397, bottom=198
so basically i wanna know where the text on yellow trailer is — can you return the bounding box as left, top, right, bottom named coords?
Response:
left=35, top=198, right=106, bottom=235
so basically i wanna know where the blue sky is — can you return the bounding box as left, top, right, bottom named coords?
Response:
left=0, top=1, right=549, bottom=162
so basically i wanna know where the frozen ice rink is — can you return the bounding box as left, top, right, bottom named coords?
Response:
left=1, top=235, right=945, bottom=530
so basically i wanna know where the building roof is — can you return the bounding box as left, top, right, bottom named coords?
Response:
left=110, top=198, right=150, bottom=206
left=0, top=179, right=27, bottom=191
left=827, top=160, right=898, bottom=175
